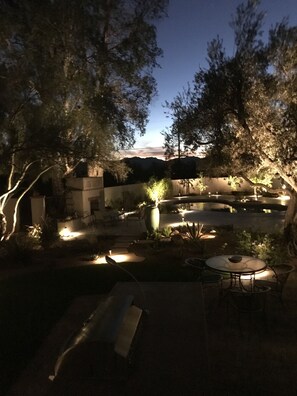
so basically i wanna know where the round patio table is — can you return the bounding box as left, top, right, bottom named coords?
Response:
left=206, top=255, right=267, bottom=291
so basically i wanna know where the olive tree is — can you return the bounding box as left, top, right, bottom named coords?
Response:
left=0, top=0, right=167, bottom=239
left=166, top=0, right=297, bottom=253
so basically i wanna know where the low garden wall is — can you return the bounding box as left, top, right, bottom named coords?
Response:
left=104, top=177, right=284, bottom=210
left=57, top=218, right=83, bottom=233
left=104, top=177, right=256, bottom=209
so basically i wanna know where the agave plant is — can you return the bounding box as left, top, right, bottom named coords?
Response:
left=161, top=226, right=173, bottom=238
left=185, top=222, right=204, bottom=241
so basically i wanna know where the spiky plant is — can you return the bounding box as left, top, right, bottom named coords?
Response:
left=185, top=222, right=204, bottom=241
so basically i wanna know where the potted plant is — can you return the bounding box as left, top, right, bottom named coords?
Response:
left=144, top=178, right=169, bottom=232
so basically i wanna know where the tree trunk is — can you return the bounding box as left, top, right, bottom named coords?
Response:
left=0, top=212, right=7, bottom=240
left=284, top=191, right=297, bottom=256
left=51, top=168, right=66, bottom=197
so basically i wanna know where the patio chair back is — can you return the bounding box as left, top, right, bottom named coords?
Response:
left=230, top=285, right=271, bottom=314
left=183, top=257, right=206, bottom=280
left=271, top=264, right=295, bottom=293
left=183, top=257, right=223, bottom=286
left=256, top=264, right=295, bottom=305
left=229, top=285, right=271, bottom=335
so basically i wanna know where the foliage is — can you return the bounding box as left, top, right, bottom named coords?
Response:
left=166, top=0, right=297, bottom=249
left=142, top=226, right=174, bottom=250
left=178, top=178, right=195, bottom=195
left=40, top=217, right=59, bottom=247
left=143, top=229, right=164, bottom=250
left=246, top=166, right=274, bottom=195
left=0, top=234, right=37, bottom=264
left=27, top=217, right=59, bottom=248
left=145, top=177, right=170, bottom=206
left=1, top=0, right=167, bottom=156
left=185, top=222, right=204, bottom=241
left=0, top=0, right=168, bottom=240
left=235, top=230, right=289, bottom=266
left=196, top=173, right=208, bottom=194
left=27, top=224, right=43, bottom=243
left=161, top=226, right=173, bottom=238
left=162, top=85, right=197, bottom=159
left=146, top=229, right=163, bottom=241
left=169, top=222, right=205, bottom=254
left=145, top=226, right=173, bottom=242
left=227, top=176, right=242, bottom=191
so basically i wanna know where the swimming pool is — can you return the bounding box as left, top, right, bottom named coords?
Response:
left=159, top=194, right=288, bottom=233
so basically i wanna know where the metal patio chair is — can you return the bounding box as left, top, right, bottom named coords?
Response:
left=229, top=285, right=271, bottom=335
left=256, top=263, right=295, bottom=305
left=183, top=257, right=223, bottom=286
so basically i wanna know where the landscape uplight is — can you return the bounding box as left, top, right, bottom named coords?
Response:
left=105, top=255, right=149, bottom=314
left=59, top=226, right=71, bottom=238
left=59, top=226, right=81, bottom=240
left=93, top=252, right=144, bottom=264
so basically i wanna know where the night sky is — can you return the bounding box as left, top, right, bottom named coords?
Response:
left=129, top=0, right=297, bottom=158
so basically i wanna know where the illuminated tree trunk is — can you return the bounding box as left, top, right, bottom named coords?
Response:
left=0, top=165, right=53, bottom=241
left=284, top=191, right=297, bottom=256
left=0, top=212, right=7, bottom=238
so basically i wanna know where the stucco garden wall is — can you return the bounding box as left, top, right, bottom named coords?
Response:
left=104, top=177, right=259, bottom=209
left=65, top=177, right=105, bottom=217
left=104, top=183, right=147, bottom=210
left=171, top=177, right=253, bottom=195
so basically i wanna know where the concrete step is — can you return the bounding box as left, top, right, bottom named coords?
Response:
left=111, top=236, right=135, bottom=254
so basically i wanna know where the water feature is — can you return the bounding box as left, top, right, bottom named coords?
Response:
left=160, top=194, right=288, bottom=233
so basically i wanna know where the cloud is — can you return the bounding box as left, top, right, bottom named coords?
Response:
left=119, top=147, right=165, bottom=159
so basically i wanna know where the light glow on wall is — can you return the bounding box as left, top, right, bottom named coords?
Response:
left=59, top=226, right=82, bottom=240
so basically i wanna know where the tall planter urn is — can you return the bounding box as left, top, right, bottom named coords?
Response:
left=144, top=205, right=160, bottom=233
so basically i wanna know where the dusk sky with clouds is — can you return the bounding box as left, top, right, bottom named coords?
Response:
left=127, top=0, right=297, bottom=159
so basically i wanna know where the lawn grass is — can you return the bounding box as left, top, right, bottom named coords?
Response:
left=0, top=249, right=187, bottom=394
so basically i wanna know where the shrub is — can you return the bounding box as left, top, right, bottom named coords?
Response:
left=40, top=216, right=59, bottom=247
left=235, top=230, right=289, bottom=266
left=195, top=173, right=207, bottom=195
left=161, top=226, right=173, bottom=238
left=0, top=234, right=37, bottom=265
left=185, top=222, right=204, bottom=241
left=145, top=177, right=170, bottom=206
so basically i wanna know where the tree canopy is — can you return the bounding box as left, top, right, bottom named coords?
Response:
left=166, top=0, right=297, bottom=249
left=0, top=0, right=168, bottom=169
left=0, top=0, right=168, bottom=238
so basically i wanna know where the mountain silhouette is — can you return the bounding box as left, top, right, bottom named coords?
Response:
left=104, top=156, right=211, bottom=186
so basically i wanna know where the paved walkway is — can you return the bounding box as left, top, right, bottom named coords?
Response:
left=7, top=268, right=297, bottom=396
left=47, top=283, right=209, bottom=396
left=82, top=209, right=285, bottom=255
left=3, top=209, right=296, bottom=395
